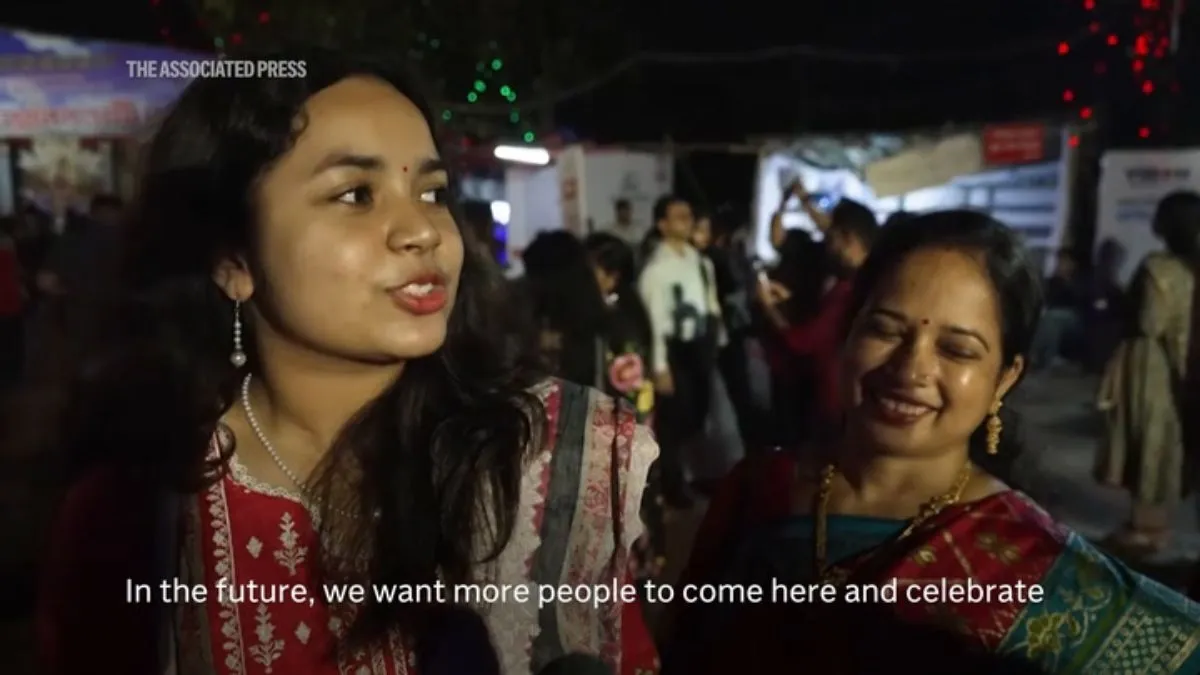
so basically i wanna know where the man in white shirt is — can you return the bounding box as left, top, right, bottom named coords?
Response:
left=638, top=194, right=724, bottom=507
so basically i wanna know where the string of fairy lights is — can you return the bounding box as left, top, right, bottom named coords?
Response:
left=436, top=37, right=535, bottom=144
left=1062, top=0, right=1184, bottom=142
left=151, top=0, right=539, bottom=145
left=151, top=0, right=1185, bottom=147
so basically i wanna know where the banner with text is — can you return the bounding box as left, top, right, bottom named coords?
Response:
left=1096, top=148, right=1200, bottom=284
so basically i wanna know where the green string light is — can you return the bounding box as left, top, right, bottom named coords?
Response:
left=455, top=44, right=520, bottom=150
left=442, top=110, right=452, bottom=121
left=523, top=131, right=535, bottom=143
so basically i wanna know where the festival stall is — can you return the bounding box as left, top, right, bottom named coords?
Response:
left=0, top=27, right=204, bottom=216
left=751, top=122, right=1084, bottom=273
left=502, top=144, right=674, bottom=261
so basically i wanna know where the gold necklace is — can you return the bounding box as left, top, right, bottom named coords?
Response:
left=813, top=461, right=972, bottom=582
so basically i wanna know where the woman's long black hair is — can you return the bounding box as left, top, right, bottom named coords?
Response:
left=1153, top=190, right=1200, bottom=261
left=41, top=49, right=545, bottom=653
left=584, top=232, right=653, bottom=362
left=842, top=210, right=1043, bottom=471
left=519, top=231, right=608, bottom=385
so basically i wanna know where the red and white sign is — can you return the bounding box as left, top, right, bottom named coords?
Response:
left=982, top=123, right=1046, bottom=165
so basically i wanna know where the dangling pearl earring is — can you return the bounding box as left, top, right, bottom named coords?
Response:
left=230, top=300, right=247, bottom=367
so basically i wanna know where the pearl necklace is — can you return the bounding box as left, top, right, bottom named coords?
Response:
left=239, top=373, right=360, bottom=520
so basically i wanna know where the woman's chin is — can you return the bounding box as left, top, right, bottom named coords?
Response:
left=378, top=325, right=450, bottom=359
left=848, top=414, right=934, bottom=454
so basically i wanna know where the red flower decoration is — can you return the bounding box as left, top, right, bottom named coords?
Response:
left=609, top=352, right=644, bottom=394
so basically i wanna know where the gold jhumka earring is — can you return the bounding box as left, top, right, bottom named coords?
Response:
left=986, top=400, right=1003, bottom=455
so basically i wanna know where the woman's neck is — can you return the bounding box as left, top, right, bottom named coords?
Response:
left=835, top=439, right=970, bottom=505
left=249, top=336, right=403, bottom=457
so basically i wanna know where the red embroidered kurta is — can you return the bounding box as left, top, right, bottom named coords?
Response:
left=38, top=380, right=660, bottom=675
left=189, top=470, right=416, bottom=673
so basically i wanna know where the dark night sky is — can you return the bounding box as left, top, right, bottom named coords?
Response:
left=559, top=0, right=1093, bottom=141
left=1, top=0, right=1189, bottom=207
left=0, top=0, right=1100, bottom=140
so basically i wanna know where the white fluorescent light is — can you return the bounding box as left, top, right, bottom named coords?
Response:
left=493, top=145, right=550, bottom=165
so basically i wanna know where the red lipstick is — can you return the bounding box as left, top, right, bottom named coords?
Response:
left=389, top=272, right=448, bottom=315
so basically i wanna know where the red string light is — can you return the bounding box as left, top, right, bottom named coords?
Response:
left=150, top=0, right=170, bottom=45
left=258, top=12, right=271, bottom=24
left=1064, top=2, right=1109, bottom=128
left=1128, top=0, right=1178, bottom=140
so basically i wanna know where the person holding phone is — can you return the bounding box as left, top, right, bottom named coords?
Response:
left=757, top=189, right=878, bottom=440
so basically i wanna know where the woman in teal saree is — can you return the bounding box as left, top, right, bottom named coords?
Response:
left=667, top=211, right=1200, bottom=674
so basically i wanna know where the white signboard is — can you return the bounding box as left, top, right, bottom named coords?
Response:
left=581, top=149, right=673, bottom=244
left=1095, top=149, right=1200, bottom=284
left=504, top=145, right=673, bottom=258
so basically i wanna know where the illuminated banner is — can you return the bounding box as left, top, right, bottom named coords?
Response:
left=0, top=28, right=203, bottom=136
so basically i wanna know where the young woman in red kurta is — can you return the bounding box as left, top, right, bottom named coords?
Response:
left=36, top=50, right=658, bottom=675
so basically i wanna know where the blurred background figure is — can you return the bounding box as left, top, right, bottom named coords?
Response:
left=1030, top=248, right=1085, bottom=371
left=1081, top=238, right=1129, bottom=373
left=639, top=194, right=722, bottom=508
left=0, top=216, right=23, bottom=393
left=1097, top=191, right=1200, bottom=555
left=606, top=198, right=642, bottom=248
left=520, top=230, right=610, bottom=387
